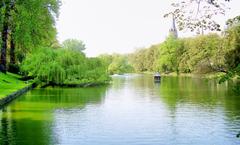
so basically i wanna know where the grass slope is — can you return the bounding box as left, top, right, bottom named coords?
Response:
left=0, top=72, right=29, bottom=99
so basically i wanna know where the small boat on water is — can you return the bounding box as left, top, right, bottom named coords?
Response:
left=154, top=72, right=161, bottom=82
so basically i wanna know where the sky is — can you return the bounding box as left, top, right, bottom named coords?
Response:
left=56, top=0, right=240, bottom=57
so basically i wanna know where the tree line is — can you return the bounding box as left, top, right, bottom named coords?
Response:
left=0, top=0, right=239, bottom=87
left=129, top=30, right=239, bottom=75
left=99, top=16, right=240, bottom=85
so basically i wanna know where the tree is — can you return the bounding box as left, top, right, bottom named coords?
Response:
left=220, top=17, right=240, bottom=88
left=0, top=0, right=61, bottom=73
left=98, top=54, right=113, bottom=69
left=0, top=0, right=15, bottom=73
left=62, top=39, right=86, bottom=52
left=143, top=45, right=159, bottom=72
left=21, top=47, right=110, bottom=85
left=178, top=34, right=224, bottom=73
left=13, top=0, right=60, bottom=55
left=108, top=55, right=133, bottom=75
left=129, top=49, right=148, bottom=72
left=164, top=0, right=230, bottom=34
left=156, top=35, right=183, bottom=73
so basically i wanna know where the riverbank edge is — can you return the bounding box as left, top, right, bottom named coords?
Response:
left=0, top=83, right=38, bottom=108
left=141, top=72, right=225, bottom=79
left=39, top=81, right=110, bottom=88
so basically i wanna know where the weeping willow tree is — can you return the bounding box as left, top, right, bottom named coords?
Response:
left=21, top=47, right=110, bottom=85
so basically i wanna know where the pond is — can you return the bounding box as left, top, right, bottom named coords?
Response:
left=0, top=74, right=240, bottom=145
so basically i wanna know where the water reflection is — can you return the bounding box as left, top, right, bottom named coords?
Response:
left=0, top=86, right=108, bottom=145
left=123, top=74, right=240, bottom=144
left=0, top=74, right=240, bottom=145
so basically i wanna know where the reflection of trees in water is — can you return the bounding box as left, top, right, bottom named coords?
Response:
left=222, top=95, right=240, bottom=135
left=158, top=76, right=233, bottom=109
left=0, top=113, right=53, bottom=145
left=126, top=74, right=240, bottom=129
left=158, top=76, right=240, bottom=135
left=110, top=75, right=155, bottom=96
left=127, top=74, right=156, bottom=97
left=0, top=86, right=108, bottom=145
left=110, top=76, right=127, bottom=90
left=129, top=74, right=155, bottom=89
left=19, top=86, right=108, bottom=108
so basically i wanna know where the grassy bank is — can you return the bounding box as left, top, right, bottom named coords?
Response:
left=0, top=72, right=31, bottom=99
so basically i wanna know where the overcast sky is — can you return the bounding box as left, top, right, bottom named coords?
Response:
left=56, top=0, right=240, bottom=57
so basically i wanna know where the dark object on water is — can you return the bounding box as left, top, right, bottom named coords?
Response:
left=237, top=132, right=240, bottom=138
left=154, top=72, right=161, bottom=82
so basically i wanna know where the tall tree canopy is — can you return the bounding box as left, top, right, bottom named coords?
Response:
left=0, top=0, right=61, bottom=73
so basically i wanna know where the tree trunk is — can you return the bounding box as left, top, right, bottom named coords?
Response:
left=10, top=33, right=15, bottom=65
left=0, top=0, right=16, bottom=73
left=0, top=1, right=11, bottom=73
left=0, top=22, right=9, bottom=73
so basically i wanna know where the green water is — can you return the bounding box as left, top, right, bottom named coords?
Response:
left=0, top=74, right=240, bottom=145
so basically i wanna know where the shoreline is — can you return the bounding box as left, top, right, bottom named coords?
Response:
left=0, top=83, right=38, bottom=108
left=141, top=72, right=225, bottom=79
left=0, top=79, right=110, bottom=108
left=0, top=71, right=229, bottom=108
left=39, top=81, right=110, bottom=88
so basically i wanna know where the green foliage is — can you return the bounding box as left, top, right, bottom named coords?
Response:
left=219, top=64, right=240, bottom=94
left=13, top=0, right=60, bottom=53
left=0, top=0, right=61, bottom=74
left=98, top=54, right=133, bottom=75
left=108, top=55, right=133, bottom=75
left=128, top=32, right=236, bottom=76
left=218, top=18, right=240, bottom=93
left=224, top=24, right=240, bottom=69
left=98, top=54, right=113, bottom=68
left=156, top=35, right=183, bottom=73
left=179, top=34, right=224, bottom=73
left=127, top=37, right=180, bottom=73
left=127, top=15, right=239, bottom=94
left=21, top=47, right=110, bottom=85
left=62, top=39, right=86, bottom=52
left=219, top=64, right=240, bottom=84
left=143, top=46, right=159, bottom=72
left=129, top=49, right=148, bottom=72
left=129, top=46, right=159, bottom=73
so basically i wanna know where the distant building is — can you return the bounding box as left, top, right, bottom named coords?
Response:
left=169, top=14, right=178, bottom=38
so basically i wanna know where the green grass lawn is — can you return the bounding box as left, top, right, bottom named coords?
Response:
left=0, top=72, right=30, bottom=99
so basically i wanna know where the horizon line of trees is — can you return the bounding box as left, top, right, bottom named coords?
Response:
left=99, top=16, right=239, bottom=86
left=128, top=16, right=240, bottom=76
left=0, top=0, right=239, bottom=87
